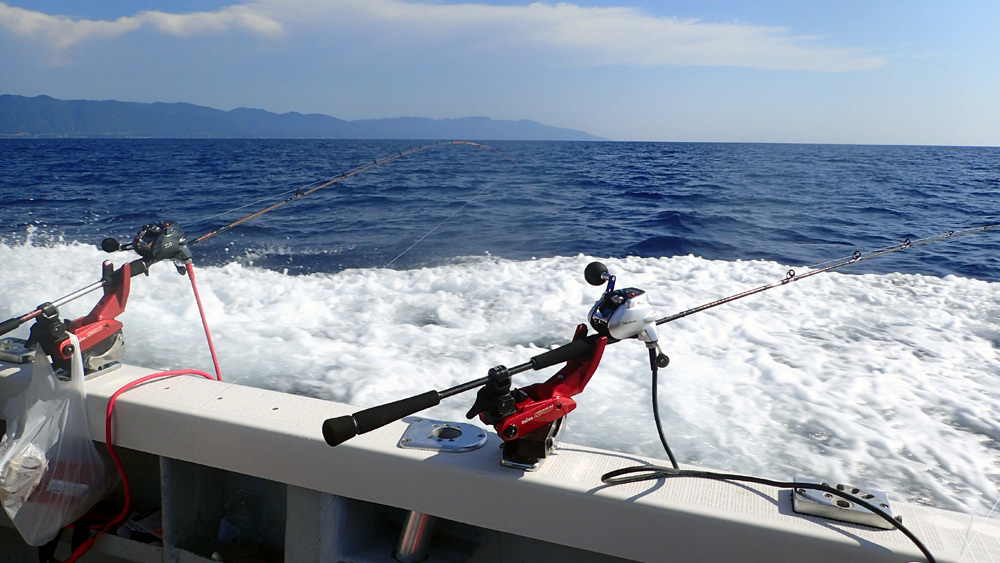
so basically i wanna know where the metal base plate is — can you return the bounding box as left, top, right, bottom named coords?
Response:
left=398, top=419, right=488, bottom=453
left=499, top=456, right=541, bottom=471
left=53, top=361, right=123, bottom=381
left=0, top=338, right=34, bottom=364
left=792, top=478, right=899, bottom=529
left=498, top=417, right=566, bottom=472
left=84, top=361, right=123, bottom=380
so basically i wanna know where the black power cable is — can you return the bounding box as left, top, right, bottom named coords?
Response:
left=601, top=466, right=936, bottom=563
left=648, top=347, right=679, bottom=470
left=603, top=357, right=936, bottom=563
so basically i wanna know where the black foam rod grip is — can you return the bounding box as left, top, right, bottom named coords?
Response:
left=530, top=337, right=595, bottom=370
left=0, top=317, right=22, bottom=337
left=322, top=416, right=359, bottom=447
left=323, top=390, right=442, bottom=447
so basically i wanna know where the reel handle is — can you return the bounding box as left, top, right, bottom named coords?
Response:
left=101, top=237, right=123, bottom=253
left=584, top=261, right=611, bottom=286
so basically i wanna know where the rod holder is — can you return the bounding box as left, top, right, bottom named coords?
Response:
left=394, top=510, right=436, bottom=563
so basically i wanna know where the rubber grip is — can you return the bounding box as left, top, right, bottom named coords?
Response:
left=530, top=337, right=595, bottom=370
left=323, top=390, right=441, bottom=447
left=322, top=416, right=360, bottom=447
left=0, top=317, right=22, bottom=337
left=128, top=259, right=149, bottom=277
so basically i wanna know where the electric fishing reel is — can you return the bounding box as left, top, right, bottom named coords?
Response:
left=585, top=261, right=669, bottom=368
left=102, top=220, right=193, bottom=274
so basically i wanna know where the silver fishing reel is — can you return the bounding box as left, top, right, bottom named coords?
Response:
left=586, top=262, right=668, bottom=368
left=584, top=262, right=657, bottom=339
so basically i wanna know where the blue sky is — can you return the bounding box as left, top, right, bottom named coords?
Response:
left=1, top=1, right=997, bottom=145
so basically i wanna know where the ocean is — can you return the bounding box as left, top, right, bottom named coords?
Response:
left=1, top=139, right=998, bottom=517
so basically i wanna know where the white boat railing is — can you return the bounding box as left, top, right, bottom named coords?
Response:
left=2, top=359, right=999, bottom=563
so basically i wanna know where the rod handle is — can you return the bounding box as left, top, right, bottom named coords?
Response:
left=323, top=390, right=441, bottom=447
left=0, top=317, right=22, bottom=337
left=530, top=336, right=598, bottom=370
left=128, top=259, right=149, bottom=277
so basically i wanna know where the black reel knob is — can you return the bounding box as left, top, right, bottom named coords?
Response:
left=585, top=261, right=610, bottom=286
left=101, top=238, right=122, bottom=253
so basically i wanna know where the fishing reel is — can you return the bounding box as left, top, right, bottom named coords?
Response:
left=585, top=262, right=669, bottom=368
left=102, top=220, right=193, bottom=274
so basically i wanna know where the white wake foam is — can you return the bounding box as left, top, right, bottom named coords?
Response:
left=2, top=239, right=998, bottom=515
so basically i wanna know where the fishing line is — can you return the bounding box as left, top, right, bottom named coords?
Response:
left=383, top=158, right=516, bottom=268
left=183, top=183, right=317, bottom=232
left=958, top=492, right=1000, bottom=562
left=187, top=141, right=516, bottom=247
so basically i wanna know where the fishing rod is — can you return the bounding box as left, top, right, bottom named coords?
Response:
left=0, top=141, right=514, bottom=323
left=95, top=141, right=514, bottom=258
left=189, top=141, right=515, bottom=246
left=0, top=142, right=515, bottom=371
left=322, top=226, right=995, bottom=563
left=322, top=223, right=999, bottom=459
left=0, top=221, right=191, bottom=373
left=655, top=224, right=996, bottom=326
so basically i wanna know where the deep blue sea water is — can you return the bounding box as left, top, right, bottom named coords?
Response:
left=1, top=139, right=997, bottom=280
left=2, top=139, right=1000, bottom=517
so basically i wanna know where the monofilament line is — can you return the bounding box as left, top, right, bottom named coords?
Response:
left=383, top=161, right=516, bottom=268
left=958, top=493, right=1000, bottom=562
left=186, top=141, right=516, bottom=247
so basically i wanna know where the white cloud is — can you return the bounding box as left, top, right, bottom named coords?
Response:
left=0, top=4, right=141, bottom=49
left=0, top=0, right=884, bottom=72
left=236, top=0, right=889, bottom=72
left=0, top=2, right=281, bottom=49
left=519, top=4, right=884, bottom=72
left=139, top=6, right=282, bottom=37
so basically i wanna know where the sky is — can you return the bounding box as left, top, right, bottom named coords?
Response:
left=0, top=0, right=998, bottom=145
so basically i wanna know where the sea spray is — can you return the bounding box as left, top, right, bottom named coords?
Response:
left=2, top=241, right=997, bottom=515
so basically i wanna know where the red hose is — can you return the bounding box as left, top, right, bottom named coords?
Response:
left=185, top=263, right=223, bottom=381
left=60, top=370, right=217, bottom=563
left=57, top=264, right=222, bottom=560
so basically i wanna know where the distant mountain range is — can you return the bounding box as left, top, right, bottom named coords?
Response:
left=0, top=95, right=603, bottom=141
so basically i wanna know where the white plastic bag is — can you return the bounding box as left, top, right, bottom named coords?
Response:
left=0, top=334, right=118, bottom=546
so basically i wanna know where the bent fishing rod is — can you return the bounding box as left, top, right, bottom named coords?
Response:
left=189, top=141, right=515, bottom=245
left=322, top=223, right=998, bottom=450
left=655, top=224, right=996, bottom=326
left=0, top=141, right=516, bottom=339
